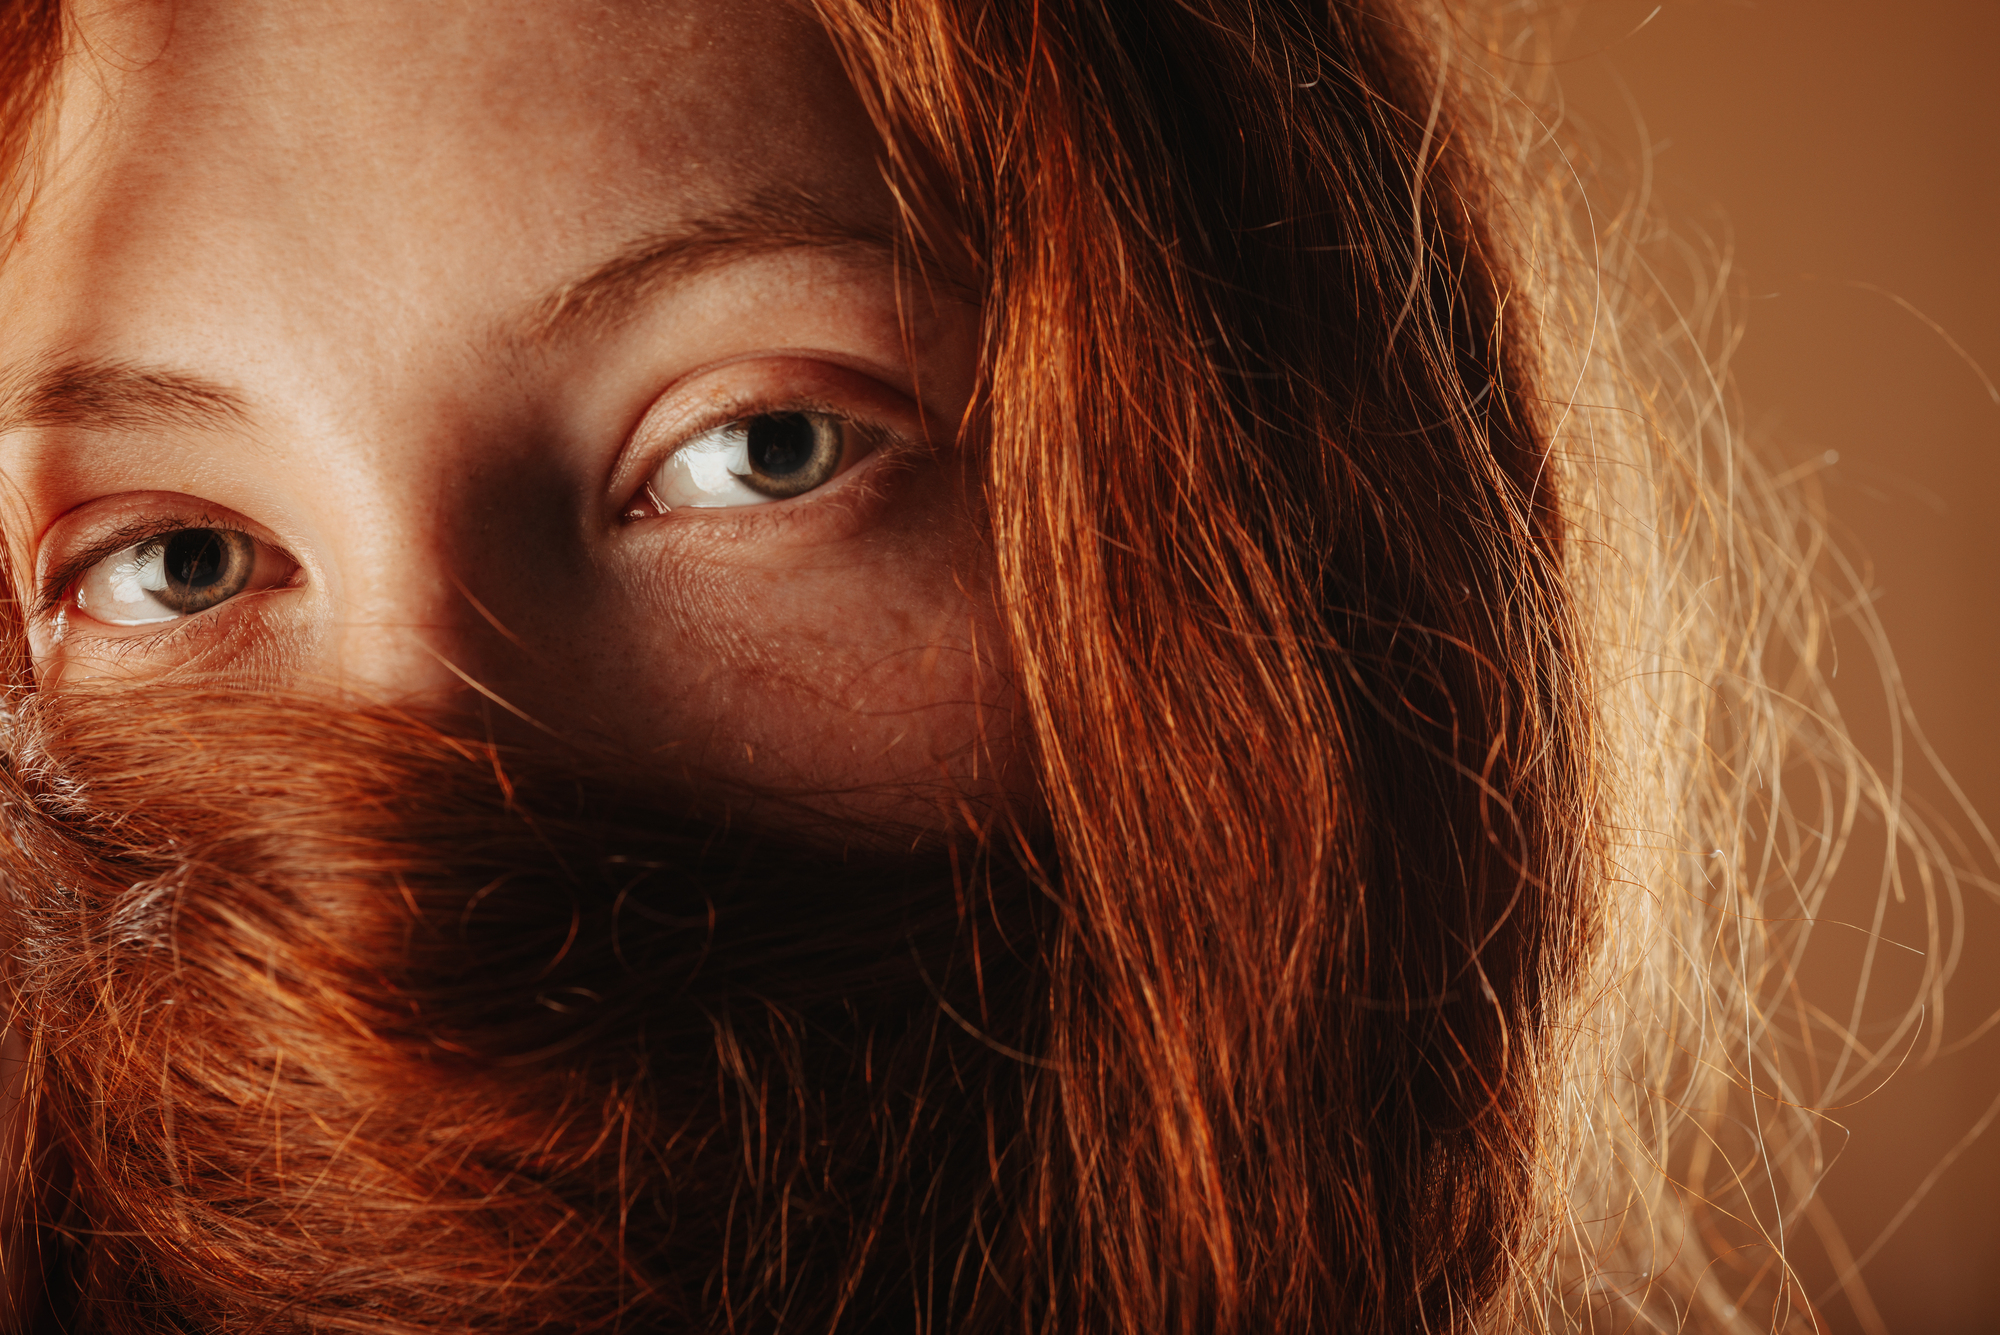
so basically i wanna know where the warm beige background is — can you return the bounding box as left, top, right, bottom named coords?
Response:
left=1559, top=3, right=2000, bottom=1331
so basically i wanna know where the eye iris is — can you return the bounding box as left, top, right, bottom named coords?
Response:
left=741, top=412, right=842, bottom=498
left=158, top=528, right=256, bottom=614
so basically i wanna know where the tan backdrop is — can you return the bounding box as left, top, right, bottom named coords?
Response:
left=1559, top=2, right=2000, bottom=1331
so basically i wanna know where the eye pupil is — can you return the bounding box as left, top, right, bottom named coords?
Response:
left=746, top=413, right=818, bottom=478
left=155, top=528, right=257, bottom=614
left=165, top=530, right=229, bottom=592
left=735, top=412, right=845, bottom=500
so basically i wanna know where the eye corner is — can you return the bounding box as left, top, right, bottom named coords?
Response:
left=620, top=481, right=670, bottom=525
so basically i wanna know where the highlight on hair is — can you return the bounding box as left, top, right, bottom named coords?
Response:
left=0, top=1, right=1970, bottom=1332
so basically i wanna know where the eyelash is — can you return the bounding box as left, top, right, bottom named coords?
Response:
left=621, top=395, right=920, bottom=522
left=53, top=605, right=232, bottom=663
left=37, top=514, right=256, bottom=618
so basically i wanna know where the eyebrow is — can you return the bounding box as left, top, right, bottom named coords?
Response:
left=519, top=189, right=906, bottom=346
left=0, top=189, right=924, bottom=437
left=0, top=358, right=250, bottom=436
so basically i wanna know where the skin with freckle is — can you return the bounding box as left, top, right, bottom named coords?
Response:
left=0, top=0, right=1010, bottom=827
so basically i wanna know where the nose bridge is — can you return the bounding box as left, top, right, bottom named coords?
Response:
left=303, top=389, right=532, bottom=708
left=316, top=471, right=475, bottom=706
left=306, top=411, right=575, bottom=715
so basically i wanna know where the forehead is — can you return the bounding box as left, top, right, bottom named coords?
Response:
left=5, top=0, right=884, bottom=365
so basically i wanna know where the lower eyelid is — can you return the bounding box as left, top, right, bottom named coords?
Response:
left=54, top=608, right=215, bottom=660
left=44, top=587, right=300, bottom=684
left=56, top=550, right=297, bottom=643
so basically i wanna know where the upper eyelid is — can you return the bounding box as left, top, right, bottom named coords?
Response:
left=634, top=408, right=909, bottom=514
left=646, top=394, right=850, bottom=459
left=674, top=403, right=891, bottom=455
left=36, top=513, right=250, bottom=616
left=617, top=366, right=932, bottom=498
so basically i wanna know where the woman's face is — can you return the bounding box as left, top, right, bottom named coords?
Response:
left=0, top=0, right=1011, bottom=825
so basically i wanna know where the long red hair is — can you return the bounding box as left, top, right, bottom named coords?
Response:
left=0, top=1, right=1878, bottom=1331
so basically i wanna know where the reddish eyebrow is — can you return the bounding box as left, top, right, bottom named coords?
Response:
left=0, top=358, right=248, bottom=435
left=0, top=193, right=941, bottom=435
left=520, top=189, right=910, bottom=347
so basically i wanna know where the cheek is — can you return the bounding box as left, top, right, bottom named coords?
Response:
left=589, top=504, right=1020, bottom=824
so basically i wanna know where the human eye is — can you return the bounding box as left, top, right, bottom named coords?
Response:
left=47, top=516, right=297, bottom=634
left=625, top=409, right=878, bottom=516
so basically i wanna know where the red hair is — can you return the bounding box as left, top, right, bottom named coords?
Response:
left=815, top=0, right=1591, bottom=1327
left=0, top=1, right=1821, bottom=1331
